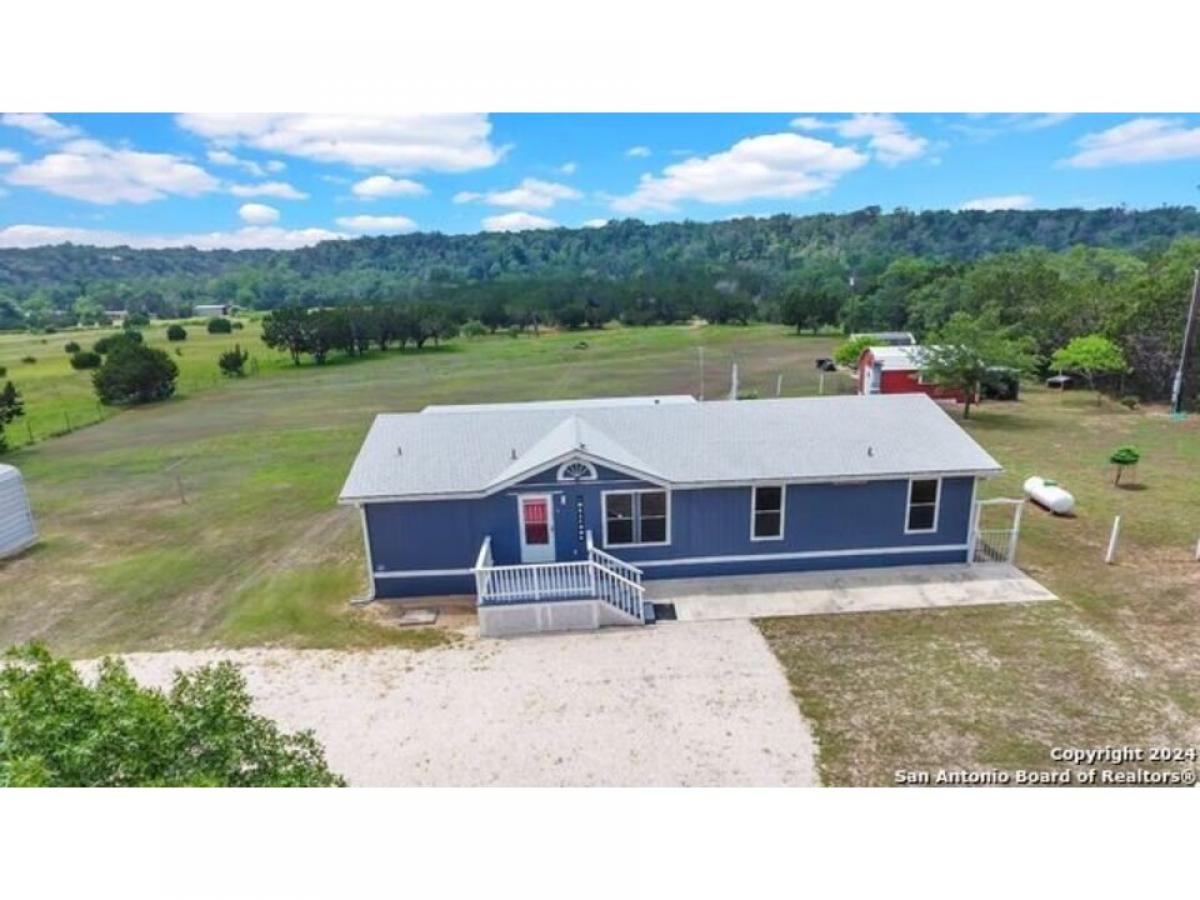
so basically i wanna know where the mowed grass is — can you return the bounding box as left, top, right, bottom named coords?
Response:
left=759, top=388, right=1200, bottom=785
left=0, top=323, right=846, bottom=656
left=0, top=318, right=287, bottom=449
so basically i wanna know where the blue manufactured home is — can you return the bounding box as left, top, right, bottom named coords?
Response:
left=339, top=393, right=1004, bottom=635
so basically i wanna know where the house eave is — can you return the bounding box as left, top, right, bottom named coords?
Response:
left=338, top=466, right=1002, bottom=505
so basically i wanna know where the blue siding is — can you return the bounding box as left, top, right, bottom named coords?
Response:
left=364, top=472, right=976, bottom=598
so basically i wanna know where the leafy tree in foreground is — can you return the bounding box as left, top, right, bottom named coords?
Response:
left=93, top=342, right=178, bottom=405
left=218, top=343, right=249, bottom=377
left=920, top=311, right=1037, bottom=419
left=1050, top=334, right=1129, bottom=405
left=0, top=643, right=344, bottom=787
left=0, top=381, right=25, bottom=453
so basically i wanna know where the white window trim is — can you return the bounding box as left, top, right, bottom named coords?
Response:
left=904, top=477, right=942, bottom=535
left=601, top=488, right=671, bottom=548
left=556, top=460, right=598, bottom=482
left=750, top=484, right=786, bottom=542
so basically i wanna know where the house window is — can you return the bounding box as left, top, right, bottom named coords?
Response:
left=906, top=478, right=940, bottom=533
left=603, top=490, right=669, bottom=546
left=751, top=485, right=785, bottom=540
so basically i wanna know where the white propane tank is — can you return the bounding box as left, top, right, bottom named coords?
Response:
left=1023, top=476, right=1075, bottom=516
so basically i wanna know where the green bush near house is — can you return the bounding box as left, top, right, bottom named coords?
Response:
left=0, top=643, right=344, bottom=787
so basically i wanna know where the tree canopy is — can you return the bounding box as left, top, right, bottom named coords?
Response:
left=919, top=311, right=1038, bottom=418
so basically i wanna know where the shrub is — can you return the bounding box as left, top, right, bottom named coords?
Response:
left=1119, top=395, right=1139, bottom=409
left=69, top=350, right=102, bottom=370
left=0, top=367, right=6, bottom=377
left=232, top=320, right=244, bottom=330
left=166, top=324, right=188, bottom=342
left=64, top=341, right=81, bottom=353
left=93, top=331, right=143, bottom=355
left=0, top=643, right=345, bottom=787
left=1109, top=445, right=1141, bottom=485
left=124, top=312, right=151, bottom=328
left=20, top=356, right=35, bottom=364
left=460, top=319, right=487, bottom=339
left=93, top=342, right=178, bottom=405
left=833, top=335, right=875, bottom=368
left=218, top=343, right=249, bottom=377
left=207, top=317, right=233, bottom=334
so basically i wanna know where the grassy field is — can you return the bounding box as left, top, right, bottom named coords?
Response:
left=1, top=321, right=1196, bottom=785
left=0, top=318, right=289, bottom=450
left=760, top=389, right=1200, bottom=785
left=0, top=323, right=846, bottom=655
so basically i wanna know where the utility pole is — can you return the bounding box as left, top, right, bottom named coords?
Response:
left=1170, top=268, right=1200, bottom=415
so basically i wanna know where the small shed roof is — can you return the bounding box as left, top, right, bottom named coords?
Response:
left=340, top=393, right=1001, bottom=502
left=864, top=345, right=928, bottom=371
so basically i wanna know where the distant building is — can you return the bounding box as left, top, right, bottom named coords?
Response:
left=850, top=331, right=916, bottom=347
left=857, top=345, right=969, bottom=404
left=104, top=309, right=127, bottom=325
left=194, top=304, right=230, bottom=318
left=0, top=464, right=37, bottom=559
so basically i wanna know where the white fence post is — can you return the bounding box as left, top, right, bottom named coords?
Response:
left=1007, top=501, right=1024, bottom=564
left=1105, top=515, right=1121, bottom=564
left=1194, top=537, right=1199, bottom=562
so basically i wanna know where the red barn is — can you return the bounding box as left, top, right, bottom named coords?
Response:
left=856, top=346, right=969, bottom=404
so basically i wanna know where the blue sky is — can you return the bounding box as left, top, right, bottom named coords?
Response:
left=0, top=113, right=1198, bottom=249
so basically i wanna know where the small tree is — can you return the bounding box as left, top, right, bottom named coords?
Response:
left=64, top=340, right=81, bottom=353
left=920, top=311, right=1038, bottom=419
left=833, top=335, right=874, bottom=368
left=219, top=343, right=250, bottom=377
left=0, top=643, right=344, bottom=787
left=69, top=350, right=102, bottom=370
left=0, top=381, right=25, bottom=453
left=93, top=342, right=178, bottom=405
left=460, top=319, right=487, bottom=339
left=166, top=324, right=188, bottom=342
left=207, top=317, right=233, bottom=334
left=1109, top=445, right=1140, bottom=486
left=93, top=330, right=143, bottom=355
left=1050, top=334, right=1128, bottom=405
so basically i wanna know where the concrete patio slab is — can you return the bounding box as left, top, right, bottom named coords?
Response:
left=648, top=563, right=1056, bottom=622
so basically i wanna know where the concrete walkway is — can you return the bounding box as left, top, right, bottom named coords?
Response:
left=649, top=563, right=1056, bottom=622
left=89, top=619, right=818, bottom=787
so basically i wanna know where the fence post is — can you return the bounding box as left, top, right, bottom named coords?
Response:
left=1008, top=500, right=1024, bottom=564
left=775, top=374, right=783, bottom=397
left=1194, top=537, right=1200, bottom=562
left=1105, top=515, right=1121, bottom=564
left=819, top=372, right=825, bottom=395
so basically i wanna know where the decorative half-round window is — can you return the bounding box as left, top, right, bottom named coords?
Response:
left=557, top=460, right=598, bottom=482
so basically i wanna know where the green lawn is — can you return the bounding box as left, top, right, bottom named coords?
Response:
left=759, top=388, right=1200, bottom=785
left=0, top=323, right=847, bottom=655
left=0, top=318, right=283, bottom=449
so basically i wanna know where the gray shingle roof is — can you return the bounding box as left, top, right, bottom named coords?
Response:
left=338, top=393, right=1002, bottom=502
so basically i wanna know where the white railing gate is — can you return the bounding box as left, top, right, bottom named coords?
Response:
left=969, top=497, right=1025, bottom=564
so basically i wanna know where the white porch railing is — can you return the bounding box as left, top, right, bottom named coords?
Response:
left=473, top=531, right=646, bottom=623
left=969, top=498, right=1025, bottom=564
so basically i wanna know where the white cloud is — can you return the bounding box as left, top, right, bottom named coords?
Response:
left=5, top=138, right=219, bottom=204
left=792, top=114, right=928, bottom=165
left=611, top=132, right=867, bottom=213
left=176, top=113, right=505, bottom=173
left=334, top=214, right=419, bottom=233
left=1062, top=117, right=1200, bottom=168
left=482, top=211, right=557, bottom=232
left=559, top=161, right=578, bottom=174
left=626, top=145, right=651, bottom=158
left=960, top=194, right=1035, bottom=211
left=205, top=148, right=287, bottom=179
left=228, top=181, right=309, bottom=200
left=0, top=223, right=344, bottom=250
left=238, top=202, right=279, bottom=224
left=1, top=113, right=81, bottom=141
left=350, top=174, right=427, bottom=198
left=0, top=149, right=19, bottom=165
left=583, top=218, right=609, bottom=228
left=454, top=177, right=581, bottom=210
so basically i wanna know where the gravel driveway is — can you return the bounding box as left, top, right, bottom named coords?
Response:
left=92, top=620, right=817, bottom=786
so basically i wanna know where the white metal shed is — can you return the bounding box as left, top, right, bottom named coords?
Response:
left=0, top=463, right=37, bottom=559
